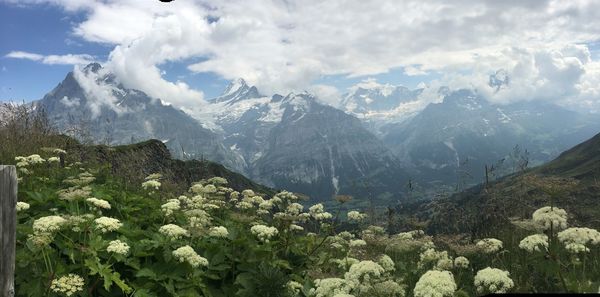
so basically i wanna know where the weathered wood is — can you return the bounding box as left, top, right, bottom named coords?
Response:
left=0, top=165, right=17, bottom=297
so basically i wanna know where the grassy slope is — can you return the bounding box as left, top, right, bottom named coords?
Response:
left=62, top=138, right=276, bottom=196
left=396, top=132, right=600, bottom=236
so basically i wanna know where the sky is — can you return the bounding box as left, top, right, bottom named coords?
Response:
left=2, top=0, right=600, bottom=112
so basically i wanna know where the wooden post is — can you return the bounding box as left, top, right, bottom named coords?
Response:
left=0, top=165, right=17, bottom=297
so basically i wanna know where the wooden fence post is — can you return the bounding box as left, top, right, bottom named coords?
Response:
left=0, top=165, right=17, bottom=297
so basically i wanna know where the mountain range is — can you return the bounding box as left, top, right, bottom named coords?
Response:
left=35, top=63, right=600, bottom=201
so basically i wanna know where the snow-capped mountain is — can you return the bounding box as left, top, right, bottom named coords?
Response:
left=37, top=65, right=409, bottom=200
left=340, top=83, right=424, bottom=134
left=36, top=63, right=600, bottom=199
left=381, top=89, right=600, bottom=186
left=36, top=63, right=241, bottom=169
left=204, top=80, right=409, bottom=199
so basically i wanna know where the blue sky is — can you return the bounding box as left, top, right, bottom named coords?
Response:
left=1, top=0, right=600, bottom=111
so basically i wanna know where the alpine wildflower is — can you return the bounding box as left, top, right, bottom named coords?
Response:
left=86, top=197, right=111, bottom=210
left=310, top=278, right=353, bottom=297
left=474, top=267, right=514, bottom=294
left=519, top=234, right=549, bottom=252
left=344, top=261, right=385, bottom=284
left=208, top=226, right=229, bottom=238
left=476, top=238, right=503, bottom=254
left=557, top=227, right=600, bottom=253
left=309, top=203, right=333, bottom=221
left=532, top=206, right=568, bottom=231
left=172, top=245, right=208, bottom=267
left=50, top=274, right=84, bottom=296
left=93, top=217, right=122, bottom=233
left=161, top=199, right=181, bottom=217
left=159, top=224, right=189, bottom=239
left=33, top=215, right=67, bottom=234
left=347, top=211, right=367, bottom=223
left=413, top=270, right=456, bottom=297
left=16, top=201, right=30, bottom=212
left=142, top=179, right=161, bottom=191
left=106, top=240, right=130, bottom=255
left=453, top=256, right=470, bottom=269
left=377, top=254, right=395, bottom=273
left=251, top=224, right=278, bottom=243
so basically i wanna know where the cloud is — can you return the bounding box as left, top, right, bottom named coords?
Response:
left=307, top=84, right=341, bottom=107
left=5, top=51, right=93, bottom=65
left=72, top=65, right=127, bottom=118
left=5, top=0, right=600, bottom=110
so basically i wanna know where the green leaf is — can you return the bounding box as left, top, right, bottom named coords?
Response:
left=136, top=268, right=157, bottom=279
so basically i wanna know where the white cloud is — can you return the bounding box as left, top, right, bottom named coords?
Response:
left=59, top=95, right=80, bottom=107
left=307, top=84, right=341, bottom=107
left=5, top=51, right=93, bottom=65
left=72, top=65, right=127, bottom=118
left=6, top=0, right=600, bottom=109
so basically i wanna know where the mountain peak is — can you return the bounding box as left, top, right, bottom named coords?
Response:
left=83, top=62, right=102, bottom=74
left=222, top=78, right=248, bottom=96
left=212, top=78, right=261, bottom=103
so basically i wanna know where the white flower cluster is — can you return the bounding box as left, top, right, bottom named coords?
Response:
left=159, top=224, right=189, bottom=239
left=63, top=172, right=96, bottom=186
left=287, top=280, right=303, bottom=295
left=186, top=210, right=213, bottom=231
left=453, top=256, right=470, bottom=269
left=289, top=224, right=304, bottom=231
left=145, top=173, right=162, bottom=180
left=94, top=217, right=122, bottom=233
left=310, top=278, right=353, bottom=297
left=57, top=186, right=92, bottom=201
left=16, top=154, right=46, bottom=168
left=361, top=225, right=386, bottom=241
left=330, top=257, right=360, bottom=270
left=519, top=234, right=548, bottom=252
left=413, top=270, right=456, bottom=297
left=418, top=248, right=453, bottom=270
left=309, top=203, right=333, bottom=221
left=53, top=148, right=67, bottom=155
left=33, top=215, right=67, bottom=234
left=370, top=280, right=405, bottom=297
left=189, top=183, right=205, bottom=194
left=349, top=239, right=367, bottom=248
left=207, top=176, right=228, bottom=185
left=48, top=157, right=60, bottom=163
left=141, top=180, right=161, bottom=191
left=86, top=197, right=111, bottom=210
left=50, top=273, right=84, bottom=296
left=344, top=261, right=385, bottom=284
left=474, top=267, right=514, bottom=294
left=476, top=238, right=503, bottom=254
left=66, top=214, right=94, bottom=232
left=347, top=211, right=367, bottom=223
left=161, top=199, right=181, bottom=217
left=251, top=224, right=279, bottom=242
left=16, top=201, right=30, bottom=212
left=107, top=240, right=130, bottom=255
left=532, top=206, right=568, bottom=231
left=394, top=230, right=424, bottom=241
left=208, top=226, right=229, bottom=238
left=287, top=203, right=304, bottom=216
left=557, top=227, right=600, bottom=253
left=172, top=245, right=208, bottom=267
left=378, top=254, right=395, bottom=273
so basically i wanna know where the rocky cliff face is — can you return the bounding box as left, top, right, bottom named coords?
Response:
left=38, top=65, right=409, bottom=201
left=36, top=63, right=242, bottom=170
left=206, top=87, right=409, bottom=200
left=381, top=89, right=600, bottom=187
